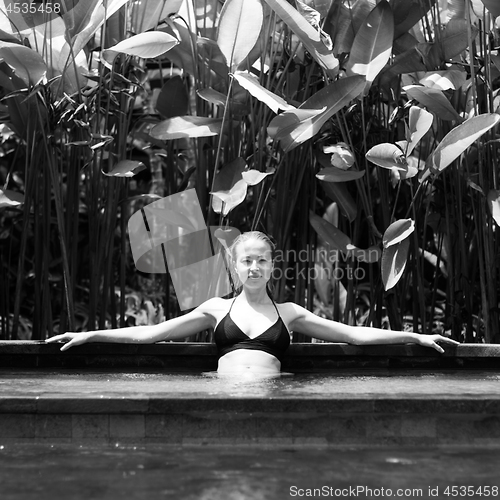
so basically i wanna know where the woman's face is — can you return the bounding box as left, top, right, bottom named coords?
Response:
left=233, top=238, right=273, bottom=288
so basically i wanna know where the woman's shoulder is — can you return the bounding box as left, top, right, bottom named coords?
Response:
left=274, top=301, right=308, bottom=320
left=195, top=296, right=233, bottom=316
left=274, top=300, right=306, bottom=310
left=197, top=296, right=232, bottom=308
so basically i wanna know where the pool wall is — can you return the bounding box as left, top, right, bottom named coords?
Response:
left=1, top=375, right=500, bottom=447
left=1, top=342, right=500, bottom=447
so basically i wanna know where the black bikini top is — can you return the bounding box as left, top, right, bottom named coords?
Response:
left=214, top=296, right=291, bottom=362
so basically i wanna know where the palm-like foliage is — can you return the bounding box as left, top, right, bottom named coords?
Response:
left=0, top=0, right=499, bottom=343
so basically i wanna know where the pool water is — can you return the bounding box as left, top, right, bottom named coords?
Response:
left=0, top=443, right=499, bottom=500
left=2, top=368, right=500, bottom=498
left=2, top=369, right=500, bottom=398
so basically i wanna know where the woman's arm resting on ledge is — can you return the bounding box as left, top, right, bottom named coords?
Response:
left=288, top=304, right=459, bottom=353
left=46, top=299, right=218, bottom=351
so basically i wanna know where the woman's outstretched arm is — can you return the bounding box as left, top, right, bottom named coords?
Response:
left=287, top=304, right=459, bottom=353
left=46, top=298, right=219, bottom=351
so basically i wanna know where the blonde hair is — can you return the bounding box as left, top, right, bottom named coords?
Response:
left=229, top=231, right=276, bottom=262
left=228, top=231, right=277, bottom=297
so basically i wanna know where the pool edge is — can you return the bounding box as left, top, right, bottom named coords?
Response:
left=0, top=341, right=499, bottom=370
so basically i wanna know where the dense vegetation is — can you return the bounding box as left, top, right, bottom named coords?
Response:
left=0, top=0, right=499, bottom=343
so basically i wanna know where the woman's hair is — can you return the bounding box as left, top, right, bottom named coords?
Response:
left=229, top=231, right=276, bottom=262
left=228, top=231, right=277, bottom=297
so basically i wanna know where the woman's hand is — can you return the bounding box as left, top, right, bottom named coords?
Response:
left=417, top=334, right=459, bottom=353
left=46, top=332, right=92, bottom=351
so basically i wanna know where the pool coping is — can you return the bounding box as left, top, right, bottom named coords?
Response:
left=0, top=341, right=498, bottom=370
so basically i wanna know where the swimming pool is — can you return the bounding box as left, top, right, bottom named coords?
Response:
left=1, top=369, right=500, bottom=499
left=1, top=342, right=499, bottom=498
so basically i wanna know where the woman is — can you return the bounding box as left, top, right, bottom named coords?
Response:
left=47, top=231, right=458, bottom=374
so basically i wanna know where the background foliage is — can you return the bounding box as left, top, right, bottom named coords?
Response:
left=0, top=0, right=499, bottom=343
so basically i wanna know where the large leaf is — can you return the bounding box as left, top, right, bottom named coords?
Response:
left=267, top=107, right=326, bottom=142
left=262, top=0, right=339, bottom=78
left=380, top=44, right=428, bottom=87
left=151, top=116, right=223, bottom=140
left=233, top=71, right=295, bottom=113
left=403, top=85, right=462, bottom=122
left=316, top=167, right=365, bottom=182
left=268, top=76, right=365, bottom=152
left=156, top=76, right=189, bottom=119
left=330, top=0, right=376, bottom=55
left=61, top=0, right=118, bottom=44
left=365, top=143, right=407, bottom=170
left=3, top=0, right=130, bottom=94
left=130, top=0, right=184, bottom=33
left=102, top=160, right=146, bottom=178
left=416, top=21, right=475, bottom=69
left=406, top=106, right=433, bottom=156
left=381, top=238, right=410, bottom=291
left=436, top=20, right=477, bottom=62
left=0, top=188, right=24, bottom=208
left=383, top=219, right=415, bottom=248
left=217, top=0, right=263, bottom=70
left=0, top=42, right=47, bottom=87
left=478, top=0, right=500, bottom=18
left=197, top=87, right=249, bottom=115
left=290, top=74, right=365, bottom=111
left=316, top=150, right=358, bottom=221
left=102, top=31, right=179, bottom=63
left=211, top=161, right=274, bottom=214
left=158, top=19, right=197, bottom=76
left=309, top=211, right=380, bottom=262
left=11, top=15, right=73, bottom=92
left=418, top=70, right=467, bottom=91
left=197, top=88, right=227, bottom=107
left=197, top=37, right=229, bottom=81
left=309, top=211, right=351, bottom=253
left=211, top=158, right=248, bottom=216
left=420, top=113, right=500, bottom=182
left=345, top=0, right=394, bottom=95
left=321, top=181, right=357, bottom=222
left=242, top=168, right=275, bottom=185
left=391, top=0, right=432, bottom=40
left=66, top=0, right=131, bottom=57
left=0, top=0, right=83, bottom=32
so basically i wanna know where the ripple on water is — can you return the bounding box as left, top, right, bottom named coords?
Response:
left=0, top=369, right=499, bottom=398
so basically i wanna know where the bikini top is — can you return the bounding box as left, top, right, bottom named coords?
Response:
left=214, top=297, right=291, bottom=362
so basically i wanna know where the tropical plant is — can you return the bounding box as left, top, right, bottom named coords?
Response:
left=0, top=0, right=499, bottom=344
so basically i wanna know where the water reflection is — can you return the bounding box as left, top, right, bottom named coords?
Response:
left=201, top=370, right=294, bottom=397
left=1, top=369, right=500, bottom=398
